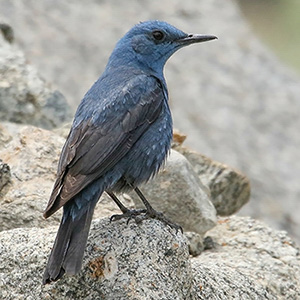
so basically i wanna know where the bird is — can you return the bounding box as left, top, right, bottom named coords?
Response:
left=42, top=20, right=217, bottom=284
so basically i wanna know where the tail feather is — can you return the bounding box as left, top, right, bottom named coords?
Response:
left=43, top=199, right=96, bottom=284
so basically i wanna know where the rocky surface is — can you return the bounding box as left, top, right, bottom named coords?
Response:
left=175, top=144, right=250, bottom=216
left=1, top=0, right=299, bottom=242
left=193, top=216, right=300, bottom=299
left=0, top=216, right=299, bottom=299
left=0, top=218, right=192, bottom=300
left=0, top=30, right=71, bottom=129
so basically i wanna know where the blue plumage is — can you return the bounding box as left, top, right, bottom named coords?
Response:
left=43, top=20, right=217, bottom=284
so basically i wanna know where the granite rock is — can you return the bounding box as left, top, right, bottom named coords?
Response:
left=175, top=145, right=250, bottom=216
left=192, top=216, right=300, bottom=299
left=0, top=31, right=71, bottom=129
left=0, top=218, right=192, bottom=300
left=1, top=215, right=299, bottom=299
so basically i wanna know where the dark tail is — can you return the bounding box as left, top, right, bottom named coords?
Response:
left=43, top=197, right=97, bottom=284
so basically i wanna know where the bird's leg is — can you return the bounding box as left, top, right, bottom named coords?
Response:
left=133, top=187, right=183, bottom=233
left=107, top=191, right=146, bottom=223
left=106, top=191, right=129, bottom=214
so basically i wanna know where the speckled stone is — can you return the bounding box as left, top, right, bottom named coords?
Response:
left=175, top=145, right=250, bottom=216
left=1, top=215, right=299, bottom=299
left=0, top=218, right=192, bottom=300
left=193, top=216, right=300, bottom=299
left=0, top=33, right=71, bottom=129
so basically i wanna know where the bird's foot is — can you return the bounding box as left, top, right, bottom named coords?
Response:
left=143, top=207, right=183, bottom=234
left=110, top=208, right=183, bottom=233
left=110, top=205, right=182, bottom=233
left=111, top=207, right=182, bottom=233
left=110, top=208, right=147, bottom=224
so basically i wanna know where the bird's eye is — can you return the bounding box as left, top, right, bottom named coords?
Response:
left=152, top=30, right=165, bottom=41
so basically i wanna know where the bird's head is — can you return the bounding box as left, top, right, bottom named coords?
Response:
left=107, top=20, right=217, bottom=75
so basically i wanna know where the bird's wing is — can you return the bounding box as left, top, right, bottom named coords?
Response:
left=44, top=75, right=166, bottom=218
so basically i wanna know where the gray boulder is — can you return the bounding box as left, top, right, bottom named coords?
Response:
left=175, top=144, right=250, bottom=216
left=192, top=216, right=300, bottom=299
left=0, top=218, right=192, bottom=300
left=1, top=215, right=299, bottom=299
left=0, top=31, right=71, bottom=129
left=2, top=123, right=241, bottom=257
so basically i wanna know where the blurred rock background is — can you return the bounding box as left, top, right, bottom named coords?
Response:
left=238, top=0, right=300, bottom=74
left=1, top=0, right=300, bottom=243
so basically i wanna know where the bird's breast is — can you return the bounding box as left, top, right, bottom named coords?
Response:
left=116, top=101, right=173, bottom=187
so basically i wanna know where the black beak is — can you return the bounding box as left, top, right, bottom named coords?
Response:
left=177, top=34, right=217, bottom=45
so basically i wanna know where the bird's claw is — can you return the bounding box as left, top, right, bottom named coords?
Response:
left=145, top=208, right=183, bottom=234
left=110, top=208, right=147, bottom=224
left=111, top=207, right=182, bottom=234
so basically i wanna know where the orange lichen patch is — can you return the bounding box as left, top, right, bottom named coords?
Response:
left=88, top=256, right=105, bottom=278
left=92, top=245, right=101, bottom=251
left=172, top=131, right=187, bottom=145
left=221, top=242, right=227, bottom=247
left=218, top=218, right=230, bottom=224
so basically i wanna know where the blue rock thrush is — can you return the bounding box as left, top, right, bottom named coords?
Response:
left=43, top=20, right=217, bottom=284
